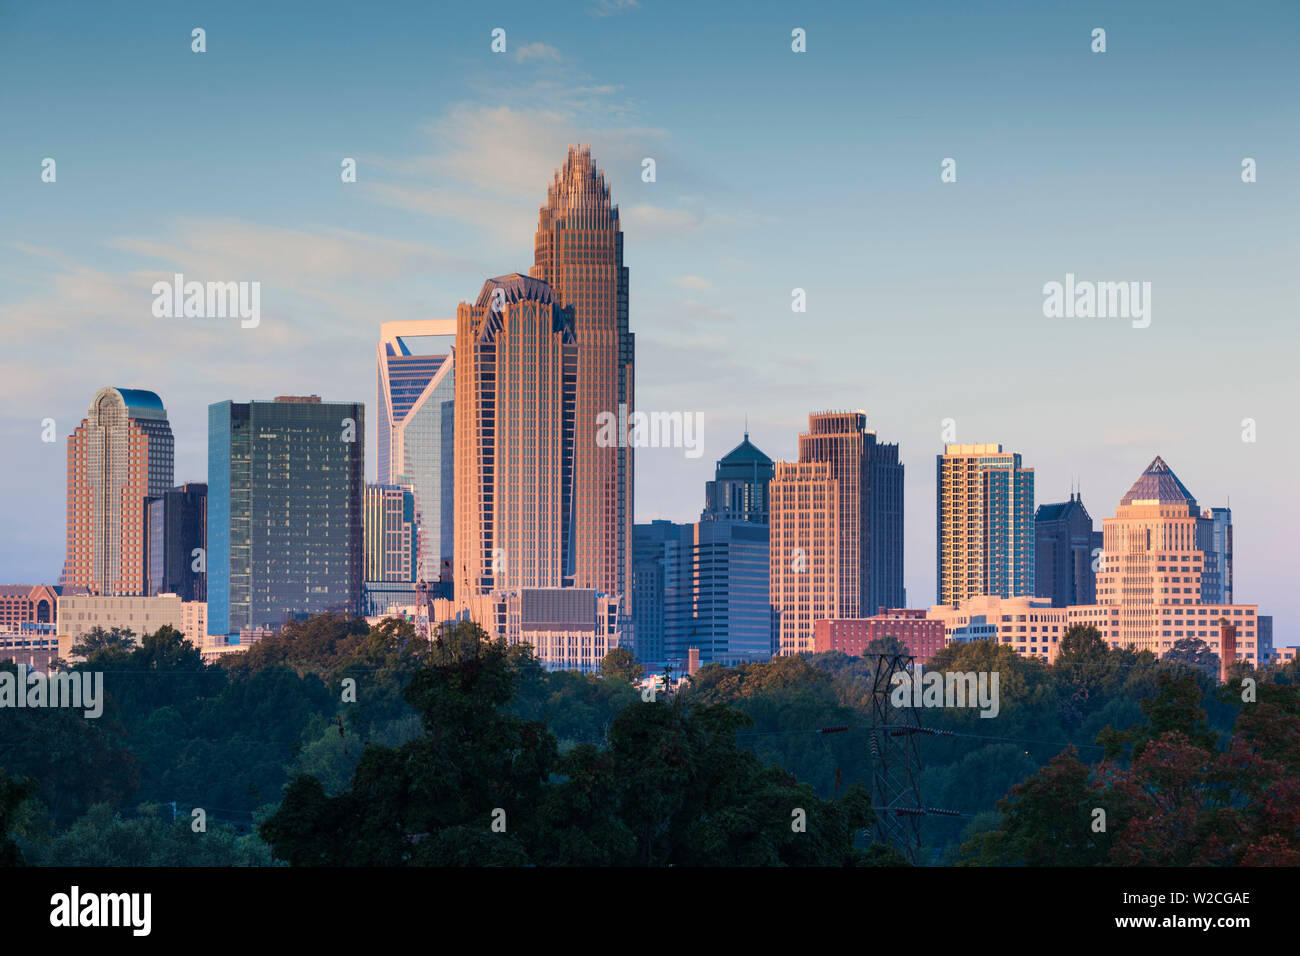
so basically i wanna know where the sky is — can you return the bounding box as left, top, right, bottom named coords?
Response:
left=2, top=0, right=1297, bottom=640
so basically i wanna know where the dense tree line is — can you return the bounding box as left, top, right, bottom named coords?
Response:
left=2, top=616, right=1297, bottom=865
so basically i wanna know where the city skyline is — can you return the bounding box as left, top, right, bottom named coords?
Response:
left=3, top=1, right=1296, bottom=640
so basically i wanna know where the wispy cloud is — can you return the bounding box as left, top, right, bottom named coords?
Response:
left=514, top=42, right=564, bottom=63
left=590, top=0, right=639, bottom=17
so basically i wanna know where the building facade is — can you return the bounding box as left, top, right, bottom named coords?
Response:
left=207, top=396, right=365, bottom=637
left=812, top=609, right=945, bottom=663
left=631, top=519, right=683, bottom=667
left=1034, top=492, right=1102, bottom=608
left=0, top=585, right=59, bottom=630
left=770, top=460, right=840, bottom=655
left=663, top=518, right=771, bottom=668
left=363, top=483, right=418, bottom=583
left=702, top=433, right=774, bottom=523
left=937, top=443, right=1035, bottom=605
left=146, top=482, right=207, bottom=601
left=62, top=387, right=175, bottom=596
left=929, top=595, right=1069, bottom=663
left=454, top=274, right=578, bottom=597
left=796, top=411, right=905, bottom=618
left=376, top=319, right=455, bottom=584
left=1089, top=456, right=1255, bottom=658
left=529, top=145, right=634, bottom=605
left=56, top=592, right=201, bottom=660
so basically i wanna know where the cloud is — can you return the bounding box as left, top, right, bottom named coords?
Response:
left=591, top=0, right=639, bottom=16
left=672, top=275, right=713, bottom=291
left=514, top=42, right=564, bottom=63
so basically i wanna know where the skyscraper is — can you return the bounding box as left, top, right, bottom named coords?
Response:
left=936, top=443, right=1035, bottom=606
left=1034, top=492, right=1102, bottom=607
left=207, top=395, right=364, bottom=637
left=797, top=411, right=905, bottom=617
left=663, top=518, right=771, bottom=667
left=770, top=459, right=840, bottom=654
left=146, top=482, right=207, bottom=601
left=632, top=519, right=683, bottom=667
left=454, top=274, right=577, bottom=595
left=530, top=145, right=633, bottom=604
left=376, top=320, right=455, bottom=583
left=363, top=483, right=418, bottom=583
left=702, top=432, right=773, bottom=523
left=63, top=386, right=174, bottom=596
left=1083, top=456, right=1257, bottom=660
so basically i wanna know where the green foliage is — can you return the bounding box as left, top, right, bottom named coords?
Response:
left=259, top=621, right=890, bottom=866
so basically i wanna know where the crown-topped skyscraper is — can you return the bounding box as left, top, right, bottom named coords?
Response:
left=530, top=145, right=633, bottom=604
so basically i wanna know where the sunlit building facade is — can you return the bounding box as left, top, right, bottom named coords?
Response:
left=530, top=145, right=634, bottom=604
left=770, top=460, right=840, bottom=655
left=937, top=443, right=1034, bottom=605
left=454, top=274, right=577, bottom=596
left=62, top=387, right=175, bottom=597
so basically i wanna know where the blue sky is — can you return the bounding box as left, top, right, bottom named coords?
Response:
left=2, top=0, right=1297, bottom=639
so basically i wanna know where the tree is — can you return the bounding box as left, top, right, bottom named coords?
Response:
left=598, top=647, right=643, bottom=683
left=1163, top=637, right=1220, bottom=680
left=0, top=772, right=34, bottom=866
left=70, top=626, right=137, bottom=659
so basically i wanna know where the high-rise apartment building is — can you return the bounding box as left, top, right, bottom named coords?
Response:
left=702, top=432, right=774, bottom=523
left=1033, top=492, right=1102, bottom=608
left=798, top=412, right=905, bottom=616
left=936, top=443, right=1035, bottom=606
left=376, top=320, right=455, bottom=584
left=769, top=412, right=903, bottom=655
left=529, top=145, right=633, bottom=604
left=363, top=484, right=418, bottom=583
left=63, top=387, right=175, bottom=596
left=207, top=396, right=364, bottom=637
left=146, top=482, right=207, bottom=601
left=454, top=274, right=577, bottom=596
left=770, top=459, right=840, bottom=654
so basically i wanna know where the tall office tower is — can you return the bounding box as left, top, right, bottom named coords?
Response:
left=454, top=275, right=578, bottom=596
left=363, top=484, right=418, bottom=583
left=632, top=519, right=683, bottom=667
left=530, top=145, right=633, bottom=604
left=1034, top=492, right=1102, bottom=607
left=376, top=320, right=455, bottom=584
left=702, top=432, right=774, bottom=523
left=936, top=443, right=1035, bottom=606
left=663, top=518, right=771, bottom=667
left=769, top=460, right=840, bottom=655
left=146, top=482, right=207, bottom=600
left=795, top=411, right=905, bottom=617
left=1089, top=456, right=1256, bottom=658
left=1199, top=506, right=1233, bottom=604
left=207, top=396, right=364, bottom=637
left=62, top=387, right=174, bottom=596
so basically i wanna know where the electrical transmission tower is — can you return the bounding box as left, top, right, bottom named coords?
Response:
left=867, top=653, right=926, bottom=863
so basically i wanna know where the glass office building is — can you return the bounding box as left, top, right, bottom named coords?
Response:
left=377, top=321, right=455, bottom=585
left=208, top=396, right=364, bottom=637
